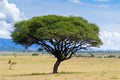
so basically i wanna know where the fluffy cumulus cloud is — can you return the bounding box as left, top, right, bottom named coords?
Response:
left=0, top=0, right=25, bottom=38
left=100, top=31, right=120, bottom=50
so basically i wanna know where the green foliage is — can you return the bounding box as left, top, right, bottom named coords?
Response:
left=11, top=14, right=102, bottom=73
left=11, top=15, right=102, bottom=47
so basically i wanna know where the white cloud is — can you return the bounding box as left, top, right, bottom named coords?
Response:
left=100, top=31, right=120, bottom=50
left=0, top=21, right=12, bottom=38
left=0, top=12, right=6, bottom=19
left=69, top=0, right=81, bottom=4
left=0, top=0, right=25, bottom=38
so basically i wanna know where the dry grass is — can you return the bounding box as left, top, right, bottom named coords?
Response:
left=0, top=55, right=120, bottom=80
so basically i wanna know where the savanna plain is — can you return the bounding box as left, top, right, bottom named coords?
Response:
left=0, top=52, right=120, bottom=80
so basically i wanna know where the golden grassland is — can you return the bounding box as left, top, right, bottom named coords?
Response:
left=0, top=55, right=120, bottom=80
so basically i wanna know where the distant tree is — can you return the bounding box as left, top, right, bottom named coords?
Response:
left=13, top=53, right=16, bottom=57
left=11, top=15, right=102, bottom=73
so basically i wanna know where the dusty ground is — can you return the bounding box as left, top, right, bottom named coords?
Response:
left=0, top=55, right=120, bottom=80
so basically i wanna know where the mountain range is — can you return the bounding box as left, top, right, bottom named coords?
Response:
left=0, top=38, right=39, bottom=51
left=0, top=38, right=119, bottom=52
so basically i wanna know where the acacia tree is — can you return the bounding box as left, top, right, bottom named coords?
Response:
left=11, top=15, right=102, bottom=73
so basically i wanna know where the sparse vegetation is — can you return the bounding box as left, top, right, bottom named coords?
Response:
left=97, top=56, right=102, bottom=58
left=117, top=56, right=120, bottom=58
left=104, top=55, right=116, bottom=58
left=90, top=54, right=95, bottom=57
left=0, top=54, right=120, bottom=80
left=13, top=53, right=16, bottom=57
left=108, top=55, right=116, bottom=58
left=32, top=53, right=39, bottom=56
left=9, top=61, right=17, bottom=70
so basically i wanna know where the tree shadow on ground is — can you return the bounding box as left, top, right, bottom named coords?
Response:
left=9, top=72, right=86, bottom=77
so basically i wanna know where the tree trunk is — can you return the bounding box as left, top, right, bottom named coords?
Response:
left=53, top=59, right=61, bottom=73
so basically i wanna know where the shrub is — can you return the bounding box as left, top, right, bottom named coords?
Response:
left=117, top=56, right=120, bottom=58
left=97, top=56, right=102, bottom=58
left=32, top=53, right=39, bottom=56
left=90, top=54, right=95, bottom=57
left=106, top=55, right=116, bottom=58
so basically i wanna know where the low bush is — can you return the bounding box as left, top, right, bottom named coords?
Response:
left=32, top=53, right=39, bottom=56
left=106, top=55, right=116, bottom=58
left=90, top=54, right=95, bottom=57
left=117, top=56, right=120, bottom=58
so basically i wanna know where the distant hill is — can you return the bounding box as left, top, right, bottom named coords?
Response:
left=0, top=38, right=39, bottom=51
left=0, top=38, right=119, bottom=52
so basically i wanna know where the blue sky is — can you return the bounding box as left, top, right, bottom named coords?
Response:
left=1, top=0, right=120, bottom=50
left=8, top=0, right=120, bottom=31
